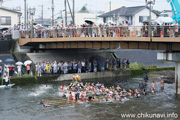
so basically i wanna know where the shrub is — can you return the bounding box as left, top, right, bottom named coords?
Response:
left=129, top=62, right=147, bottom=70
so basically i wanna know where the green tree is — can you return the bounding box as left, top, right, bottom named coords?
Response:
left=79, top=5, right=89, bottom=13
left=153, top=10, right=161, bottom=14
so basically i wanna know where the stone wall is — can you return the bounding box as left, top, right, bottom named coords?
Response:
left=56, top=70, right=131, bottom=81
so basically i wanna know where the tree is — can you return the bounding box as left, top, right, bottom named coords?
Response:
left=79, top=5, right=89, bottom=13
left=153, top=10, right=161, bottom=15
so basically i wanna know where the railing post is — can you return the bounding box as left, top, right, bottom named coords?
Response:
left=162, top=25, right=164, bottom=37
left=41, top=30, right=43, bottom=38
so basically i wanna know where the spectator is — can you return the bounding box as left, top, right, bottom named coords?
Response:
left=17, top=65, right=22, bottom=77
left=0, top=65, right=2, bottom=77
left=26, top=64, right=30, bottom=74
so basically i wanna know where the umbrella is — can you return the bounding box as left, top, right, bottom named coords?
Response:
left=107, top=20, right=115, bottom=24
left=0, top=27, right=9, bottom=32
left=5, top=58, right=14, bottom=62
left=44, top=24, right=51, bottom=27
left=16, top=62, right=23, bottom=65
left=125, top=20, right=131, bottom=26
left=24, top=60, right=32, bottom=65
left=85, top=20, right=94, bottom=24
left=155, top=17, right=173, bottom=25
left=0, top=60, right=2, bottom=62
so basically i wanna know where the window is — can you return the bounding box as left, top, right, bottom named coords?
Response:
left=139, top=16, right=149, bottom=23
left=125, top=16, right=133, bottom=25
left=0, top=16, right=11, bottom=25
left=160, top=14, right=169, bottom=17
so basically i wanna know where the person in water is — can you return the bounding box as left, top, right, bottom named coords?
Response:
left=139, top=81, right=145, bottom=88
left=69, top=92, right=73, bottom=100
left=151, top=81, right=157, bottom=90
left=143, top=88, right=146, bottom=95
left=40, top=99, right=44, bottom=104
left=160, top=78, right=164, bottom=90
left=40, top=99, right=50, bottom=107
left=151, top=88, right=155, bottom=94
left=144, top=74, right=148, bottom=86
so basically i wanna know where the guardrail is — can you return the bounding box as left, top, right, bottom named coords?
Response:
left=19, top=25, right=180, bottom=39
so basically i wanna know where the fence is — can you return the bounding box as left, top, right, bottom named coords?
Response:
left=19, top=25, right=180, bottom=39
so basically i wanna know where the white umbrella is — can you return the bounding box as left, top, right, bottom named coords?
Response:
left=24, top=60, right=32, bottom=65
left=15, top=61, right=23, bottom=65
left=155, top=17, right=173, bottom=25
left=107, top=20, right=115, bottom=24
left=0, top=60, right=2, bottom=62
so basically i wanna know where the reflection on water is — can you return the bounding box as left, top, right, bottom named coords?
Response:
left=0, top=76, right=180, bottom=120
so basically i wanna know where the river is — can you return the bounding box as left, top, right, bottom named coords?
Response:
left=0, top=75, right=179, bottom=120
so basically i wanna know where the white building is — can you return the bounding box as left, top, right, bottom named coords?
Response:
left=64, top=13, right=103, bottom=26
left=0, top=0, right=21, bottom=28
left=99, top=6, right=159, bottom=26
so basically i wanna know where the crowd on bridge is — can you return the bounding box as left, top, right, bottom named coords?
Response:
left=0, top=58, right=130, bottom=78
left=1, top=20, right=180, bottom=41
left=18, top=20, right=180, bottom=39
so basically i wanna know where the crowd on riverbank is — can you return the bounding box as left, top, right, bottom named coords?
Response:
left=34, top=58, right=130, bottom=77
left=0, top=58, right=130, bottom=78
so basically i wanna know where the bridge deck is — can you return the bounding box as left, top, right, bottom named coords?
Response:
left=19, top=37, right=180, bottom=51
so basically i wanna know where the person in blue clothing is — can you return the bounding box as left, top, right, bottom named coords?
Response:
left=139, top=81, right=145, bottom=88
left=144, top=74, right=149, bottom=86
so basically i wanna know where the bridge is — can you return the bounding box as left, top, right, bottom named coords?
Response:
left=19, top=25, right=180, bottom=94
left=19, top=26, right=180, bottom=51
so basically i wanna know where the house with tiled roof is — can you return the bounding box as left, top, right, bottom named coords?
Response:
left=98, top=6, right=159, bottom=26
left=0, top=0, right=21, bottom=28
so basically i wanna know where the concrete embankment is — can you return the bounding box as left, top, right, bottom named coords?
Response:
left=9, top=70, right=130, bottom=85
left=5, top=67, right=174, bottom=85
left=56, top=70, right=131, bottom=81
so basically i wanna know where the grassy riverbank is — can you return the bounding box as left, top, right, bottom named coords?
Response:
left=130, top=67, right=175, bottom=76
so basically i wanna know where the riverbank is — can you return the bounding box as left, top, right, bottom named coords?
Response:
left=0, top=67, right=174, bottom=85
left=5, top=70, right=130, bottom=85
left=148, top=70, right=175, bottom=83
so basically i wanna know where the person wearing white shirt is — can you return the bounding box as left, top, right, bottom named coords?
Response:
left=17, top=65, right=22, bottom=77
left=5, top=74, right=9, bottom=86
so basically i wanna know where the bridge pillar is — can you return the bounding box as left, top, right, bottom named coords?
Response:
left=157, top=52, right=180, bottom=94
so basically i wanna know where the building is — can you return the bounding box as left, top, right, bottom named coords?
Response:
left=160, top=10, right=173, bottom=17
left=0, top=0, right=21, bottom=28
left=35, top=18, right=52, bottom=25
left=64, top=5, right=103, bottom=26
left=65, top=13, right=103, bottom=26
left=99, top=6, right=159, bottom=26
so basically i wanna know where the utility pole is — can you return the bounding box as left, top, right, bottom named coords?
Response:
left=145, top=0, right=155, bottom=38
left=52, top=0, right=54, bottom=26
left=73, top=0, right=75, bottom=25
left=24, top=0, right=27, bottom=29
left=39, top=4, right=44, bottom=25
left=67, top=0, right=73, bottom=24
left=109, top=0, right=111, bottom=20
left=65, top=0, right=67, bottom=26
left=27, top=4, right=29, bottom=29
